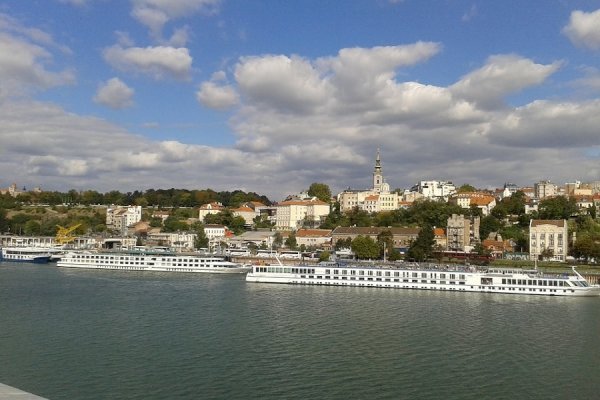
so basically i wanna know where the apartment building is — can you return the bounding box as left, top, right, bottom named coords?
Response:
left=529, top=219, right=568, bottom=262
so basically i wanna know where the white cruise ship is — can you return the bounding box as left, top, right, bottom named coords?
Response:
left=1, top=247, right=52, bottom=263
left=57, top=250, right=252, bottom=274
left=246, top=262, right=600, bottom=297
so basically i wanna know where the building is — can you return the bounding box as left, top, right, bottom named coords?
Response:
left=106, top=205, right=142, bottom=234
left=449, top=192, right=496, bottom=216
left=446, top=214, right=480, bottom=252
left=295, top=229, right=332, bottom=249
left=274, top=199, right=330, bottom=230
left=198, top=202, right=224, bottom=221
left=410, top=180, right=456, bottom=202
left=330, top=226, right=420, bottom=251
left=529, top=219, right=568, bottom=262
left=337, top=150, right=400, bottom=213
left=146, top=231, right=197, bottom=250
left=534, top=180, right=557, bottom=199
left=203, top=224, right=227, bottom=240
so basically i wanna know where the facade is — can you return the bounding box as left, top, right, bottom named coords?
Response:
left=449, top=192, right=496, bottom=216
left=331, top=226, right=420, bottom=250
left=106, top=205, right=142, bottom=234
left=534, top=180, right=557, bottom=199
left=446, top=214, right=480, bottom=252
left=295, top=229, right=332, bottom=249
left=146, top=231, right=196, bottom=250
left=410, top=181, right=456, bottom=202
left=198, top=202, right=224, bottom=221
left=529, top=219, right=568, bottom=262
left=203, top=224, right=227, bottom=240
left=274, top=199, right=330, bottom=231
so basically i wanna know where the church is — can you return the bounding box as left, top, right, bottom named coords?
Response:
left=337, top=150, right=400, bottom=213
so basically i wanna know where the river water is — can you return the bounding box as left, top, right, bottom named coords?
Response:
left=1, top=262, right=599, bottom=399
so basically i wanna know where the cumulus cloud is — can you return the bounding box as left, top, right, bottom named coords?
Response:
left=131, top=0, right=220, bottom=40
left=197, top=81, right=239, bottom=109
left=563, top=9, right=600, bottom=50
left=93, top=77, right=135, bottom=109
left=450, top=54, right=561, bottom=109
left=0, top=14, right=74, bottom=98
left=102, top=44, right=192, bottom=80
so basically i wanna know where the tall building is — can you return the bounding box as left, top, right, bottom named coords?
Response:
left=337, top=150, right=398, bottom=213
left=534, top=180, right=557, bottom=199
left=106, top=205, right=142, bottom=234
left=446, top=214, right=480, bottom=252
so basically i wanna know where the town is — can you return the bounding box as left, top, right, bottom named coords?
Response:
left=1, top=152, right=600, bottom=266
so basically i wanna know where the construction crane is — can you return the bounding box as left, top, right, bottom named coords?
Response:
left=56, top=223, right=81, bottom=245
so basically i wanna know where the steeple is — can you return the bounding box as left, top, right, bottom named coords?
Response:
left=373, top=148, right=383, bottom=193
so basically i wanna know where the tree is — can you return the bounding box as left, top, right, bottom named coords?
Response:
left=272, top=232, right=283, bottom=249
left=308, top=183, right=332, bottom=203
left=285, top=233, right=297, bottom=250
left=351, top=235, right=380, bottom=260
left=457, top=184, right=476, bottom=193
left=192, top=223, right=209, bottom=249
left=538, top=196, right=578, bottom=220
left=318, top=250, right=331, bottom=262
left=377, top=230, right=394, bottom=260
left=406, top=224, right=434, bottom=262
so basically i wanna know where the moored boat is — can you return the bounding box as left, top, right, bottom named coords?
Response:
left=0, top=247, right=52, bottom=263
left=57, top=249, right=252, bottom=274
left=246, top=262, right=600, bottom=297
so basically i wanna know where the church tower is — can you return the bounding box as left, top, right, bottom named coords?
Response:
left=373, top=149, right=383, bottom=193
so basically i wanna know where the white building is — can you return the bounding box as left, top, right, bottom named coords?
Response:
left=203, top=224, right=227, bottom=240
left=275, top=199, right=330, bottom=230
left=106, top=205, right=142, bottom=234
left=198, top=202, right=224, bottom=221
left=337, top=150, right=399, bottom=213
left=529, top=219, right=568, bottom=262
left=534, top=180, right=557, bottom=199
left=410, top=180, right=456, bottom=201
left=449, top=192, right=496, bottom=216
left=146, top=231, right=196, bottom=251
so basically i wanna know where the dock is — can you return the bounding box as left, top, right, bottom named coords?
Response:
left=0, top=383, right=47, bottom=399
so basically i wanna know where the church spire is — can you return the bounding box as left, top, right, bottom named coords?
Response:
left=373, top=148, right=383, bottom=192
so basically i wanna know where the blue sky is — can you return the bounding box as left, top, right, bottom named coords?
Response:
left=1, top=0, right=600, bottom=200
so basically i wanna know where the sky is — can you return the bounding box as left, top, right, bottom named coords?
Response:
left=1, top=0, right=600, bottom=201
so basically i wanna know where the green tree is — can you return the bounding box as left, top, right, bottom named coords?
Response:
left=377, top=229, right=394, bottom=260
left=457, top=184, right=476, bottom=193
left=307, top=182, right=332, bottom=203
left=318, top=250, right=331, bottom=262
left=163, top=216, right=189, bottom=232
left=538, top=196, right=578, bottom=220
left=351, top=235, right=380, bottom=260
left=406, top=224, right=434, bottom=262
left=273, top=232, right=283, bottom=249
left=285, top=232, right=298, bottom=250
left=191, top=222, right=209, bottom=249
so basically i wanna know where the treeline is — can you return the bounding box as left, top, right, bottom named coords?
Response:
left=0, top=188, right=272, bottom=208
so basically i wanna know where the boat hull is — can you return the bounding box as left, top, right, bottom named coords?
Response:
left=246, top=264, right=600, bottom=297
left=57, top=251, right=251, bottom=274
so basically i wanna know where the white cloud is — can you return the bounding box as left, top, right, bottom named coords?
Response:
left=450, top=54, right=561, bottom=109
left=0, top=16, right=75, bottom=99
left=102, top=44, right=192, bottom=80
left=131, top=0, right=220, bottom=39
left=563, top=9, right=600, bottom=50
left=235, top=55, right=330, bottom=113
left=197, top=81, right=239, bottom=109
left=93, top=77, right=135, bottom=109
